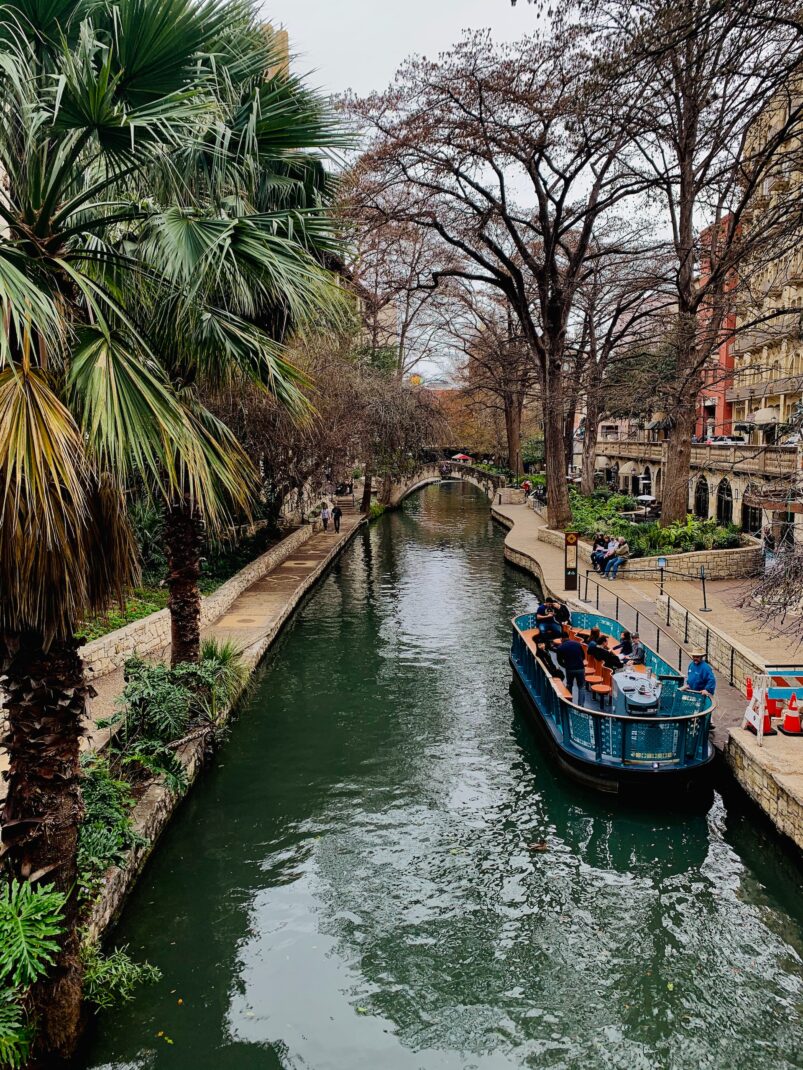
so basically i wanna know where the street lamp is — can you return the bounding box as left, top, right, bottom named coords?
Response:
left=657, top=556, right=667, bottom=596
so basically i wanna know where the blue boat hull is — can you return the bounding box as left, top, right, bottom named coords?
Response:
left=510, top=657, right=716, bottom=797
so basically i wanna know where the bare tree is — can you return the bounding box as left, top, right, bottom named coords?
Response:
left=582, top=0, right=803, bottom=523
left=347, top=29, right=646, bottom=528
left=340, top=177, right=454, bottom=379
left=442, top=284, right=540, bottom=476
left=572, top=235, right=671, bottom=493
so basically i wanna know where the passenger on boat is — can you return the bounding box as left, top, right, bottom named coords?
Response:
left=613, top=630, right=633, bottom=657
left=626, top=633, right=646, bottom=666
left=535, top=601, right=563, bottom=641
left=549, top=600, right=571, bottom=627
left=534, top=632, right=564, bottom=680
left=680, top=649, right=717, bottom=695
left=555, top=637, right=586, bottom=700
left=588, top=635, right=624, bottom=672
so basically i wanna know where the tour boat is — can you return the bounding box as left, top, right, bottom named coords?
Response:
left=510, top=610, right=716, bottom=794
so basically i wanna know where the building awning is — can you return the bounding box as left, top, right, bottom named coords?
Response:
left=734, top=422, right=754, bottom=432
left=749, top=406, right=780, bottom=425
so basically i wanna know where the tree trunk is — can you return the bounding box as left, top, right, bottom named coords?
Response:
left=361, top=464, right=373, bottom=513
left=504, top=396, right=523, bottom=478
left=660, top=402, right=695, bottom=525
left=378, top=472, right=393, bottom=505
left=563, top=399, right=577, bottom=475
left=581, top=363, right=602, bottom=497
left=0, top=630, right=87, bottom=1060
left=542, top=345, right=573, bottom=529
left=165, top=500, right=204, bottom=666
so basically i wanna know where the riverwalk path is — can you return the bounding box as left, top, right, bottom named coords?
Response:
left=493, top=499, right=803, bottom=851
left=0, top=496, right=366, bottom=785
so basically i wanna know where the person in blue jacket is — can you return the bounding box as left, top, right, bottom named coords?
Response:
left=680, top=649, right=717, bottom=695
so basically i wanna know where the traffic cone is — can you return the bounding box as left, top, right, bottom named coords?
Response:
left=779, top=693, right=803, bottom=736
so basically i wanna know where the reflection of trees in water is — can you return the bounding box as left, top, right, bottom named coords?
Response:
left=83, top=480, right=803, bottom=1070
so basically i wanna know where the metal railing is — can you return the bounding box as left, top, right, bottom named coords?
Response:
left=579, top=571, right=689, bottom=675
left=580, top=569, right=751, bottom=690
left=512, top=613, right=714, bottom=769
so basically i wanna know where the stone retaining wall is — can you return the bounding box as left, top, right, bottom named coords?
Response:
left=82, top=524, right=314, bottom=678
left=536, top=527, right=762, bottom=580
left=724, top=733, right=803, bottom=851
left=85, top=517, right=366, bottom=941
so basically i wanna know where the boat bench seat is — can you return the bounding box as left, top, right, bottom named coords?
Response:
left=552, top=679, right=573, bottom=701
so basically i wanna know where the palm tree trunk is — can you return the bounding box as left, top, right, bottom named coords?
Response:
left=165, top=500, right=204, bottom=666
left=0, top=629, right=87, bottom=1060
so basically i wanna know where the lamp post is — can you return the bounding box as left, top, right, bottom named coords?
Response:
left=657, top=556, right=667, bottom=597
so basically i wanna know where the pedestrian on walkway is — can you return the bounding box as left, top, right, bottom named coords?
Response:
left=321, top=503, right=331, bottom=532
left=332, top=504, right=342, bottom=534
left=680, top=649, right=716, bottom=696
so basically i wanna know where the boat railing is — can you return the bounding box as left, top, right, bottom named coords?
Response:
left=511, top=614, right=714, bottom=768
left=579, top=572, right=690, bottom=675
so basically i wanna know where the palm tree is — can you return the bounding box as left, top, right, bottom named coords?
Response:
left=0, top=0, right=342, bottom=1055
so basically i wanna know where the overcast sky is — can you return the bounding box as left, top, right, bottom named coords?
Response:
left=263, top=0, right=540, bottom=97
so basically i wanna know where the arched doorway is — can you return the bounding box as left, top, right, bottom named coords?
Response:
left=694, top=477, right=709, bottom=519
left=741, top=501, right=762, bottom=536
left=716, top=478, right=733, bottom=524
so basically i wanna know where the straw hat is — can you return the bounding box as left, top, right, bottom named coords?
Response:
left=690, top=648, right=706, bottom=658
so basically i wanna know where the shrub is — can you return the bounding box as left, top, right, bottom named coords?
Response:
left=567, top=489, right=742, bottom=557
left=0, top=882, right=66, bottom=989
left=81, top=943, right=161, bottom=1011
left=77, top=757, right=144, bottom=897
left=0, top=990, right=31, bottom=1069
left=368, top=501, right=386, bottom=521
left=0, top=881, right=67, bottom=1068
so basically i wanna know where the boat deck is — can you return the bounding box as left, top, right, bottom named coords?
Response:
left=511, top=610, right=715, bottom=790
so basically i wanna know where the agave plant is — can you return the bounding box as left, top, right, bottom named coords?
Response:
left=0, top=0, right=343, bottom=1056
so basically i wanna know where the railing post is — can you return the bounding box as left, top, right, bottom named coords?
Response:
left=705, top=629, right=710, bottom=659
left=595, top=583, right=599, bottom=610
left=684, top=610, right=689, bottom=644
left=635, top=610, right=639, bottom=632
left=666, top=595, right=671, bottom=627
left=730, top=645, right=735, bottom=687
left=615, top=595, right=619, bottom=620
left=677, top=719, right=688, bottom=767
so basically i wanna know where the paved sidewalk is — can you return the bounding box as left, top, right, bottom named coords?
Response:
left=1, top=498, right=366, bottom=778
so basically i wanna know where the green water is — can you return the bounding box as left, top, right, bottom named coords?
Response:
left=78, top=483, right=803, bottom=1070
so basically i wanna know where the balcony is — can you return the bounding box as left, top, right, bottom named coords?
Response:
left=726, top=373, right=803, bottom=402
left=602, top=440, right=799, bottom=477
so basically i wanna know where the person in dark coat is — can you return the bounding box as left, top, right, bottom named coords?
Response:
left=332, top=504, right=343, bottom=534
left=555, top=637, right=586, bottom=700
left=587, top=635, right=623, bottom=672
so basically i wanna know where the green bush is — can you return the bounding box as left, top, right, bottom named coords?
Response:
left=368, top=501, right=386, bottom=521
left=78, top=756, right=144, bottom=898
left=0, top=881, right=67, bottom=1068
left=567, top=489, right=742, bottom=558
left=81, top=943, right=161, bottom=1011
left=0, top=990, right=32, bottom=1069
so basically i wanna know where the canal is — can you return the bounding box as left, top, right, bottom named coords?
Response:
left=78, top=482, right=803, bottom=1070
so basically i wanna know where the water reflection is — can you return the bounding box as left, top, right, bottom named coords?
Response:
left=77, top=483, right=803, bottom=1070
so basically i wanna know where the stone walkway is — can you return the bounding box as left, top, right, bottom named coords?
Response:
left=1, top=498, right=366, bottom=778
